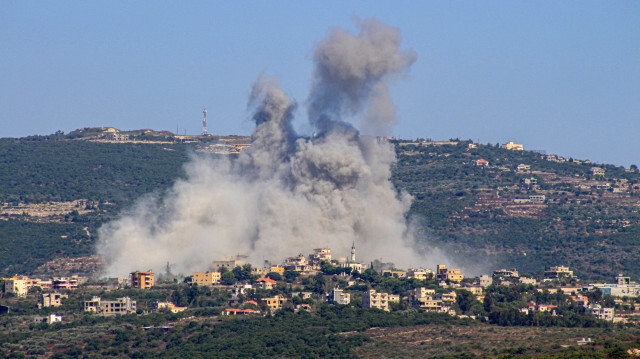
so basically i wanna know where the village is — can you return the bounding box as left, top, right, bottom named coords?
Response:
left=2, top=243, right=639, bottom=327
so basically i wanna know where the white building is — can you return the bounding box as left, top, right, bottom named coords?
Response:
left=330, top=288, right=351, bottom=305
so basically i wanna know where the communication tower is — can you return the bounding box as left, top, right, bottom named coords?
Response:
left=202, top=108, right=208, bottom=136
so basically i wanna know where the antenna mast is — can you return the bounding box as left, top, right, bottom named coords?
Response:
left=202, top=108, right=208, bottom=136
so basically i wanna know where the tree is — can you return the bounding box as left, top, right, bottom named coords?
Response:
left=220, top=271, right=237, bottom=285
left=456, top=289, right=475, bottom=313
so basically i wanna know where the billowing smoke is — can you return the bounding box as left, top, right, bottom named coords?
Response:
left=96, top=18, right=448, bottom=277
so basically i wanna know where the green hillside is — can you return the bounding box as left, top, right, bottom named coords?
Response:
left=393, top=140, right=640, bottom=279
left=0, top=133, right=639, bottom=279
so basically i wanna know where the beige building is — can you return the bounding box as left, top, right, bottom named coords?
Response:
left=502, top=142, right=524, bottom=150
left=263, top=294, right=287, bottom=311
left=5, top=277, right=30, bottom=297
left=407, top=268, right=433, bottom=280
left=83, top=296, right=136, bottom=315
left=191, top=271, right=221, bottom=286
left=363, top=289, right=389, bottom=311
left=212, top=259, right=245, bottom=272
left=436, top=265, right=464, bottom=282
left=40, top=293, right=68, bottom=308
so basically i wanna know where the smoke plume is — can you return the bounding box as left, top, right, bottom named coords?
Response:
left=96, top=18, right=447, bottom=277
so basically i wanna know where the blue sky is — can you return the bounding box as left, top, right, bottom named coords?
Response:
left=1, top=1, right=638, bottom=166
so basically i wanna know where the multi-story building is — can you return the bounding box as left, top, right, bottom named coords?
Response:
left=4, top=277, right=30, bottom=297
left=211, top=259, right=245, bottom=272
left=586, top=304, right=614, bottom=321
left=409, top=288, right=449, bottom=313
left=436, top=265, right=464, bottom=282
left=309, top=248, right=332, bottom=265
left=329, top=288, right=351, bottom=305
left=479, top=275, right=493, bottom=288
left=131, top=271, right=154, bottom=289
left=40, top=293, right=68, bottom=308
left=52, top=276, right=79, bottom=290
left=270, top=265, right=285, bottom=275
left=493, top=269, right=519, bottom=278
left=362, top=289, right=389, bottom=311
left=284, top=254, right=310, bottom=272
left=381, top=270, right=407, bottom=279
left=255, top=277, right=277, bottom=290
left=262, top=294, right=287, bottom=311
left=591, top=167, right=605, bottom=176
left=407, top=268, right=433, bottom=280
left=543, top=266, right=575, bottom=280
left=191, top=271, right=221, bottom=286
left=83, top=297, right=136, bottom=315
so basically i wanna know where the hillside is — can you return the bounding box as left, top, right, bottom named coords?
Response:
left=393, top=140, right=640, bottom=279
left=0, top=132, right=638, bottom=279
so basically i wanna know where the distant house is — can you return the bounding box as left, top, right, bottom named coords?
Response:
left=223, top=308, right=259, bottom=316
left=591, top=167, right=605, bottom=176
left=543, top=266, right=575, bottom=280
left=502, top=142, right=524, bottom=150
left=475, top=159, right=489, bottom=167
left=516, top=164, right=531, bottom=172
left=33, top=313, right=62, bottom=324
left=520, top=302, right=557, bottom=315
left=262, top=294, right=287, bottom=311
left=254, top=277, right=277, bottom=290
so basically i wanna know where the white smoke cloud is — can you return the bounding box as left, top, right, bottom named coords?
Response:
left=96, top=18, right=453, bottom=277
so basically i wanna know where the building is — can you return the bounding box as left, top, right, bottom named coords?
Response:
left=381, top=270, right=407, bottom=279
left=516, top=164, right=531, bottom=172
left=529, top=195, right=546, bottom=204
left=251, top=267, right=270, bottom=277
left=543, top=266, right=575, bottom=280
left=502, top=142, right=524, bottom=151
left=212, top=258, right=245, bottom=272
left=131, top=271, right=154, bottom=289
left=4, top=277, right=30, bottom=297
left=284, top=254, right=311, bottom=272
left=191, top=271, right=221, bottom=286
left=254, top=277, right=277, bottom=290
left=493, top=269, right=519, bottom=278
left=223, top=308, right=259, bottom=316
left=475, top=159, right=489, bottom=167
left=329, top=288, right=351, bottom=305
left=436, top=265, right=464, bottom=282
left=40, top=293, right=68, bottom=308
left=309, top=248, right=332, bottom=265
left=263, top=294, right=287, bottom=311
left=83, top=297, right=136, bottom=315
left=34, top=314, right=62, bottom=324
left=232, top=283, right=253, bottom=297
left=362, top=289, right=389, bottom=311
left=155, top=301, right=187, bottom=313
left=591, top=167, right=605, bottom=176
left=270, top=265, right=285, bottom=275
left=407, top=268, right=433, bottom=280
left=520, top=177, right=537, bottom=189
left=520, top=302, right=557, bottom=315
left=409, top=288, right=449, bottom=313
left=52, top=276, right=79, bottom=290
left=519, top=277, right=538, bottom=285
left=479, top=275, right=493, bottom=288
left=105, top=133, right=129, bottom=141
left=586, top=304, right=614, bottom=321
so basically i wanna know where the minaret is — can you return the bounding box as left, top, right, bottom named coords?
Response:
left=350, top=242, right=356, bottom=263
left=202, top=108, right=208, bottom=136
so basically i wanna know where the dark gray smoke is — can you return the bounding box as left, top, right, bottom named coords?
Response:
left=96, top=18, right=453, bottom=277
